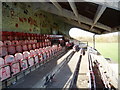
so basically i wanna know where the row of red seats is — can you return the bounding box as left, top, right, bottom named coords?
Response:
left=0, top=31, right=61, bottom=41
left=0, top=45, right=62, bottom=81
left=0, top=40, right=51, bottom=57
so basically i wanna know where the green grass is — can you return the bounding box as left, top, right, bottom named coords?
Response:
left=88, top=43, right=118, bottom=63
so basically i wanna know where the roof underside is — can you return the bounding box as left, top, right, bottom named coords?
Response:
left=4, top=0, right=119, bottom=35
left=58, top=2, right=120, bottom=28
left=34, top=0, right=120, bottom=35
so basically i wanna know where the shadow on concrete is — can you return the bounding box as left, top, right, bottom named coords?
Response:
left=9, top=50, right=69, bottom=88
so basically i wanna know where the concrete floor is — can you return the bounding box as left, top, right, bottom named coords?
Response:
left=9, top=50, right=72, bottom=88
left=47, top=51, right=81, bottom=88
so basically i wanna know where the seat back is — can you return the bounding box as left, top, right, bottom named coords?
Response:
left=16, top=45, right=22, bottom=53
left=36, top=43, right=39, bottom=49
left=28, top=44, right=32, bottom=50
left=12, top=40, right=19, bottom=45
left=39, top=42, right=42, bottom=48
left=15, top=53, right=23, bottom=61
left=32, top=44, right=36, bottom=50
left=0, top=58, right=5, bottom=67
left=23, top=51, right=34, bottom=67
left=8, top=46, right=16, bottom=55
left=30, top=50, right=36, bottom=57
left=0, top=47, right=8, bottom=57
left=24, top=40, right=29, bottom=44
left=35, top=49, right=40, bottom=55
left=11, top=62, right=20, bottom=76
left=0, top=65, right=11, bottom=81
left=4, top=41, right=11, bottom=46
left=4, top=55, right=20, bottom=76
left=34, top=40, right=37, bottom=43
left=0, top=41, right=3, bottom=47
left=22, top=45, right=28, bottom=51
left=4, top=55, right=15, bottom=64
left=18, top=40, right=23, bottom=45
left=20, top=59, right=28, bottom=71
left=23, top=51, right=30, bottom=59
left=29, top=40, right=33, bottom=44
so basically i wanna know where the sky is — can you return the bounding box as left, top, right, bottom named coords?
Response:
left=69, top=28, right=94, bottom=38
left=96, top=32, right=118, bottom=37
left=69, top=27, right=118, bottom=38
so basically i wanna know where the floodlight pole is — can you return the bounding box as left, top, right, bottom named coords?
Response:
left=93, top=34, right=96, bottom=49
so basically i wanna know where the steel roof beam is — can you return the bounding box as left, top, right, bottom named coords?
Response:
left=50, top=0, right=62, bottom=12
left=68, top=0, right=81, bottom=24
left=90, top=5, right=106, bottom=30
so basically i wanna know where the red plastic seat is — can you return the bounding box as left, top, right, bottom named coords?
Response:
left=45, top=50, right=49, bottom=59
left=0, top=64, right=11, bottom=81
left=36, top=35, right=39, bottom=40
left=15, top=53, right=23, bottom=61
left=33, top=40, right=37, bottom=43
left=22, top=44, right=28, bottom=51
left=36, top=43, right=39, bottom=49
left=19, top=40, right=26, bottom=45
left=0, top=47, right=8, bottom=57
left=32, top=43, right=36, bottom=50
left=4, top=41, right=11, bottom=46
left=28, top=44, right=32, bottom=50
left=30, top=50, right=39, bottom=64
left=4, top=41, right=16, bottom=55
left=41, top=48, right=47, bottom=61
left=16, top=45, right=22, bottom=53
left=30, top=50, right=36, bottom=57
left=35, top=49, right=39, bottom=54
left=22, top=33, right=26, bottom=39
left=45, top=47, right=51, bottom=57
left=25, top=40, right=29, bottom=44
left=27, top=33, right=31, bottom=40
left=0, top=41, right=3, bottom=47
left=35, top=49, right=43, bottom=63
left=39, top=42, right=42, bottom=48
left=4, top=55, right=20, bottom=76
left=23, top=51, right=29, bottom=60
left=48, top=41, right=50, bottom=46
left=2, top=31, right=9, bottom=40
left=12, top=40, right=19, bottom=45
left=23, top=51, right=34, bottom=67
left=45, top=47, right=51, bottom=58
left=42, top=42, right=45, bottom=47
left=15, top=53, right=28, bottom=71
left=0, top=58, right=5, bottom=67
left=4, top=55, right=15, bottom=64
left=29, top=40, right=33, bottom=44
left=8, top=45, right=16, bottom=55
left=0, top=41, right=8, bottom=57
left=11, top=62, right=20, bottom=75
left=18, top=40, right=23, bottom=45
left=10, top=32, right=15, bottom=40
left=1, top=36, right=7, bottom=41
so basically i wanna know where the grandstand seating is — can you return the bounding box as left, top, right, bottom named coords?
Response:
left=15, top=53, right=28, bottom=71
left=0, top=31, right=63, bottom=82
left=5, top=55, right=21, bottom=76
